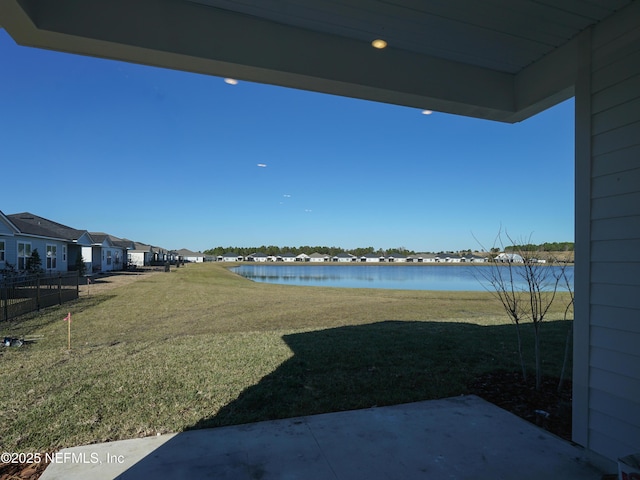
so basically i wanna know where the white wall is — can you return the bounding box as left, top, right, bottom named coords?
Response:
left=574, top=1, right=640, bottom=467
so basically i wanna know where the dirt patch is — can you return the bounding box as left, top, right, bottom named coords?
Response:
left=78, top=268, right=163, bottom=296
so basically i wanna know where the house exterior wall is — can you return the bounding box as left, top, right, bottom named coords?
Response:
left=128, top=252, right=146, bottom=267
left=0, top=236, right=16, bottom=270
left=574, top=2, right=640, bottom=467
left=363, top=257, right=380, bottom=263
left=80, top=246, right=93, bottom=272
left=11, top=235, right=68, bottom=273
left=100, top=246, right=124, bottom=272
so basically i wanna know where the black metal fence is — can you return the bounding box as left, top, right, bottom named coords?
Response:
left=0, top=272, right=79, bottom=322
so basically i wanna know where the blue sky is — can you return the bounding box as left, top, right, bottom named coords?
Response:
left=1, top=29, right=574, bottom=253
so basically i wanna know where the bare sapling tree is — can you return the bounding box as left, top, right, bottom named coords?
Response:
left=475, top=230, right=568, bottom=390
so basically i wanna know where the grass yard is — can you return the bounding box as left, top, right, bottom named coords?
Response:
left=0, top=263, right=573, bottom=452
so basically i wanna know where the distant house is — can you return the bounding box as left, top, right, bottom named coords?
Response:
left=247, top=252, right=268, bottom=262
left=494, top=253, right=524, bottom=263
left=461, top=254, right=487, bottom=263
left=333, top=253, right=356, bottom=262
left=128, top=242, right=155, bottom=267
left=219, top=252, right=243, bottom=262
left=296, top=253, right=310, bottom=262
left=152, top=246, right=175, bottom=264
left=409, top=253, right=436, bottom=263
left=89, top=233, right=132, bottom=272
left=279, top=252, right=297, bottom=262
left=361, top=253, right=384, bottom=263
left=386, top=253, right=407, bottom=263
left=435, top=253, right=462, bottom=263
left=309, top=252, right=329, bottom=263
left=176, top=248, right=205, bottom=263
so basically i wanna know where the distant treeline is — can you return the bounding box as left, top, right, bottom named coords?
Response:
left=204, top=242, right=574, bottom=257
left=504, top=242, right=574, bottom=252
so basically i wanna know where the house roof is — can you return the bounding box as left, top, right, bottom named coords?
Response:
left=8, top=212, right=87, bottom=241
left=129, top=242, right=154, bottom=253
left=90, top=232, right=134, bottom=249
left=0, top=1, right=632, bottom=123
left=177, top=248, right=203, bottom=257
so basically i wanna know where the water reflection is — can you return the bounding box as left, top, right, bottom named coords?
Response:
left=231, top=265, right=574, bottom=291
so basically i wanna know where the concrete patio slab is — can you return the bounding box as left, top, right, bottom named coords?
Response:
left=39, top=395, right=603, bottom=479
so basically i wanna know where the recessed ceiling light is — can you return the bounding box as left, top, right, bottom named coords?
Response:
left=371, top=39, right=387, bottom=49
left=224, top=78, right=238, bottom=85
left=421, top=110, right=433, bottom=115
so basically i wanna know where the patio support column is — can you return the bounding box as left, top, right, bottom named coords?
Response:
left=573, top=27, right=592, bottom=452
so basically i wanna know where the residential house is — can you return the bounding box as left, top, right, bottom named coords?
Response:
left=152, top=246, right=175, bottom=264
left=296, top=253, right=310, bottom=262
left=435, top=253, right=462, bottom=263
left=309, top=253, right=329, bottom=263
left=279, top=252, right=297, bottom=262
left=89, top=233, right=132, bottom=272
left=219, top=252, right=243, bottom=262
left=333, top=253, right=356, bottom=263
left=247, top=252, right=268, bottom=262
left=461, top=254, right=487, bottom=263
left=386, top=253, right=407, bottom=263
left=176, top=249, right=204, bottom=262
left=494, top=253, right=524, bottom=263
left=128, top=242, right=155, bottom=267
left=6, top=212, right=93, bottom=274
left=361, top=253, right=384, bottom=263
left=408, top=253, right=436, bottom=263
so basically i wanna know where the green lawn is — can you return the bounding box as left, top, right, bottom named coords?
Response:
left=0, top=263, right=573, bottom=452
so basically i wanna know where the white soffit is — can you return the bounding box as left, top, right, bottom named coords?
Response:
left=0, top=0, right=633, bottom=122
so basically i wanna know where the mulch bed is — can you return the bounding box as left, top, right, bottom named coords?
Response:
left=0, top=457, right=50, bottom=480
left=468, top=370, right=573, bottom=441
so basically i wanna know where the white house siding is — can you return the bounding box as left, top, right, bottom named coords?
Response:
left=80, top=246, right=93, bottom=272
left=101, top=247, right=124, bottom=272
left=128, top=252, right=146, bottom=267
left=574, top=2, right=640, bottom=466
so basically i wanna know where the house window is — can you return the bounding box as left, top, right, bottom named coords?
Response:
left=18, top=242, right=32, bottom=270
left=106, top=250, right=112, bottom=265
left=46, top=244, right=57, bottom=269
left=62, top=245, right=67, bottom=262
left=0, top=240, right=5, bottom=262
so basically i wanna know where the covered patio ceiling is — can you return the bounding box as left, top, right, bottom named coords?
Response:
left=0, top=0, right=633, bottom=122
